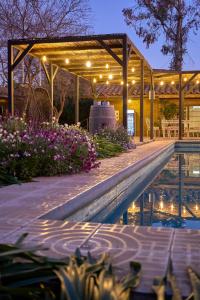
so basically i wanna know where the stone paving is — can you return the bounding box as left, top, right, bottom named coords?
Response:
left=0, top=140, right=199, bottom=297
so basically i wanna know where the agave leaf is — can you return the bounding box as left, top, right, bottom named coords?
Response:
left=167, top=260, right=182, bottom=300
left=188, top=267, right=200, bottom=300
left=54, top=267, right=79, bottom=300
left=152, top=276, right=166, bottom=300
left=15, top=233, right=29, bottom=247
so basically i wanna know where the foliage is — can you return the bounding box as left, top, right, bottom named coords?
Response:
left=123, top=0, right=200, bottom=70
left=0, top=234, right=141, bottom=300
left=0, top=116, right=99, bottom=183
left=161, top=102, right=178, bottom=120
left=94, top=137, right=124, bottom=158
left=97, top=127, right=135, bottom=150
left=153, top=259, right=200, bottom=300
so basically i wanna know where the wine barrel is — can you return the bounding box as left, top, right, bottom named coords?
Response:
left=89, top=102, right=116, bottom=134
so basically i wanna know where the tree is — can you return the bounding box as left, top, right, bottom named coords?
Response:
left=123, top=0, right=200, bottom=71
left=0, top=0, right=91, bottom=85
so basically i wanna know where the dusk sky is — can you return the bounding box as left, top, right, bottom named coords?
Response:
left=90, top=0, right=200, bottom=71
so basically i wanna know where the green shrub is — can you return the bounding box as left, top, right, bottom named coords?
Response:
left=94, top=136, right=124, bottom=158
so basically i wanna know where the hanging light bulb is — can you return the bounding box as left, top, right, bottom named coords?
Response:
left=131, top=67, right=135, bottom=72
left=159, top=201, right=164, bottom=210
left=171, top=81, right=175, bottom=85
left=65, top=58, right=69, bottom=64
left=108, top=74, right=113, bottom=80
left=105, top=63, right=109, bottom=69
left=86, top=60, right=92, bottom=68
left=99, top=74, right=103, bottom=79
left=132, top=80, right=136, bottom=85
left=93, top=78, right=97, bottom=83
left=42, top=55, right=47, bottom=62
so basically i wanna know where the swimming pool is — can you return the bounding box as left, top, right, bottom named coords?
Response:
left=92, top=151, right=200, bottom=229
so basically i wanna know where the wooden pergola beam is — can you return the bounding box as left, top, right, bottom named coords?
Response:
left=11, top=43, right=33, bottom=71
left=97, top=39, right=123, bottom=66
left=182, top=73, right=199, bottom=91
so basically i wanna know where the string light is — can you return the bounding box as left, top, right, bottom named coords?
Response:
left=196, top=80, right=200, bottom=84
left=86, top=60, right=92, bottom=68
left=183, top=77, right=187, bottom=82
left=132, top=80, right=136, bottom=85
left=128, top=99, right=132, bottom=104
left=65, top=58, right=69, bottom=64
left=99, top=74, right=103, bottom=79
left=195, top=204, right=199, bottom=211
left=160, top=81, right=164, bottom=86
left=93, top=78, right=97, bottom=83
left=42, top=55, right=47, bottom=62
left=131, top=67, right=135, bottom=72
left=108, top=74, right=113, bottom=80
left=120, top=81, right=124, bottom=85
left=106, top=80, right=109, bottom=85
left=159, top=201, right=164, bottom=210
left=105, top=63, right=109, bottom=69
left=171, top=81, right=175, bottom=85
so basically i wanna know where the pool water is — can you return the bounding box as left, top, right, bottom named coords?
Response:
left=93, top=152, right=200, bottom=229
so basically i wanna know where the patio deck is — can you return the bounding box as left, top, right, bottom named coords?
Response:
left=0, top=140, right=199, bottom=297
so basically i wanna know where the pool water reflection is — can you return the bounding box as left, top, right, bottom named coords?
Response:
left=102, top=153, right=200, bottom=229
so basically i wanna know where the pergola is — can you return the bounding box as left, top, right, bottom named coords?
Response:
left=7, top=33, right=200, bottom=141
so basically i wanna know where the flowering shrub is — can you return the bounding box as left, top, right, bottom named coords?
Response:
left=96, top=127, right=135, bottom=150
left=0, top=117, right=99, bottom=183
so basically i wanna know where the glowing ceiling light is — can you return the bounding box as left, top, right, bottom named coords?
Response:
left=160, top=81, right=164, bottom=86
left=171, top=81, right=175, bottom=85
left=93, top=78, right=97, bottom=83
left=184, top=77, right=187, bottom=82
left=108, top=74, right=113, bottom=80
left=132, top=80, right=136, bottom=85
left=86, top=60, right=92, bottom=68
left=42, top=55, right=47, bottom=62
left=65, top=58, right=69, bottom=64
left=99, top=74, right=103, bottom=79
left=131, top=67, right=135, bottom=72
left=120, top=81, right=124, bottom=85
left=105, top=63, right=109, bottom=69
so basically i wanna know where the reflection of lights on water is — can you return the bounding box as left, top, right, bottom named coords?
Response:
left=171, top=203, right=174, bottom=211
left=132, top=202, right=135, bottom=209
left=159, top=201, right=164, bottom=210
left=183, top=206, right=186, bottom=214
left=195, top=204, right=199, bottom=211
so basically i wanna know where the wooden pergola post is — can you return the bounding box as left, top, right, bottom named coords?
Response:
left=8, top=42, right=14, bottom=115
left=150, top=71, right=155, bottom=140
left=140, top=59, right=144, bottom=142
left=122, top=35, right=128, bottom=129
left=75, top=75, right=80, bottom=124
left=179, top=73, right=183, bottom=140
